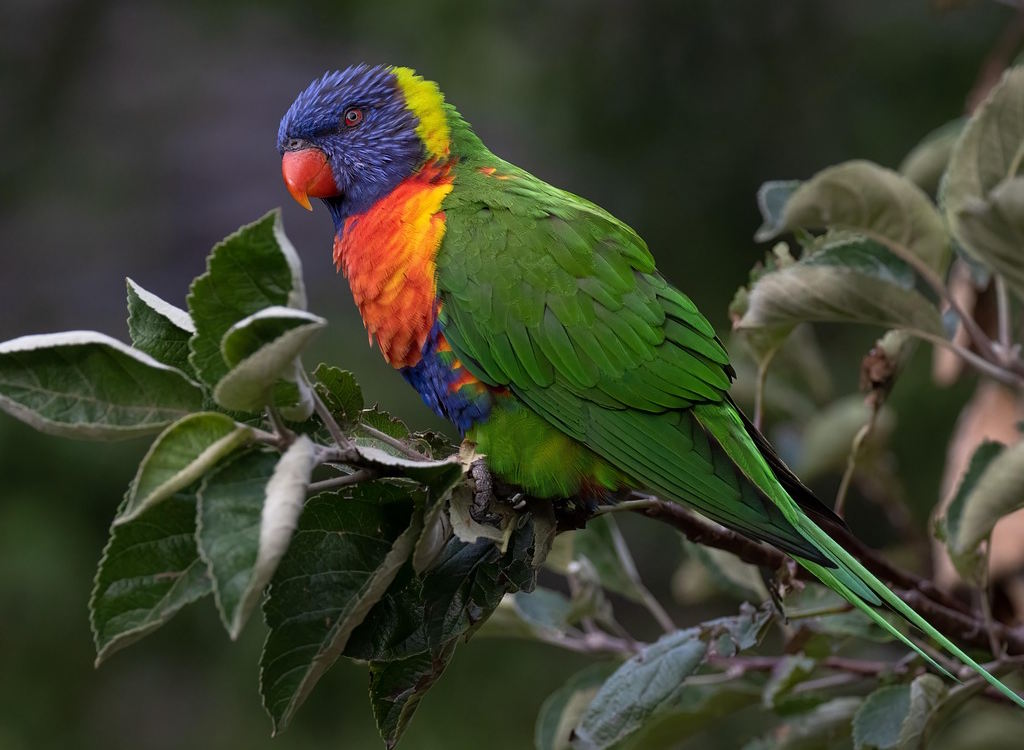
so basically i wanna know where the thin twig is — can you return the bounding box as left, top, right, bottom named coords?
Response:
left=359, top=423, right=428, bottom=461
left=605, top=516, right=677, bottom=633
left=753, top=358, right=772, bottom=432
left=914, top=330, right=1024, bottom=388
left=302, top=371, right=354, bottom=451
left=307, top=468, right=377, bottom=494
left=529, top=626, right=637, bottom=656
left=979, top=540, right=1005, bottom=658
left=786, top=603, right=854, bottom=620
left=594, top=497, right=660, bottom=514
left=248, top=425, right=280, bottom=445
left=833, top=406, right=879, bottom=517
left=864, top=230, right=1003, bottom=363
left=995, top=276, right=1014, bottom=364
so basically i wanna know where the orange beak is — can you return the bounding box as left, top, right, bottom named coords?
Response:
left=281, top=148, right=339, bottom=211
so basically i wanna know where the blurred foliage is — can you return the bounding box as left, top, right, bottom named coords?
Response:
left=3, top=1, right=1024, bottom=749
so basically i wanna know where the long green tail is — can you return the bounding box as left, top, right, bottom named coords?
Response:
left=695, top=403, right=1024, bottom=709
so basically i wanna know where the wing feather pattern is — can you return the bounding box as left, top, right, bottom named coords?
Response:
left=437, top=163, right=831, bottom=563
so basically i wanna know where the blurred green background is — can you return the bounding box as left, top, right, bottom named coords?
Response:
left=2, top=1, right=1022, bottom=748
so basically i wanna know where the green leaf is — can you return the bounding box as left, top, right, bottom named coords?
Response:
left=348, top=526, right=540, bottom=662
left=197, top=438, right=317, bottom=640
left=361, top=407, right=411, bottom=439
left=90, top=490, right=211, bottom=665
left=513, top=587, right=573, bottom=633
left=573, top=604, right=771, bottom=750
left=570, top=515, right=644, bottom=602
left=535, top=663, right=619, bottom=750
left=762, top=160, right=950, bottom=273
left=945, top=66, right=1024, bottom=284
left=785, top=586, right=892, bottom=644
left=572, top=632, right=707, bottom=749
left=126, top=278, right=195, bottom=373
left=746, top=697, right=861, bottom=750
left=368, top=645, right=456, bottom=750
left=945, top=440, right=1024, bottom=576
left=895, top=675, right=947, bottom=750
left=755, top=180, right=803, bottom=242
left=116, top=412, right=252, bottom=524
left=793, top=394, right=895, bottom=481
left=626, top=679, right=764, bottom=749
left=763, top=655, right=817, bottom=711
left=736, top=238, right=945, bottom=339
left=899, top=118, right=964, bottom=196
left=345, top=524, right=539, bottom=746
left=260, top=483, right=419, bottom=735
left=937, top=440, right=1005, bottom=579
left=0, top=331, right=203, bottom=440
left=187, top=210, right=306, bottom=389
left=676, top=539, right=766, bottom=602
left=729, top=243, right=799, bottom=366
left=954, top=177, right=1024, bottom=302
left=212, top=307, right=325, bottom=412
left=356, top=445, right=464, bottom=489
left=854, top=684, right=910, bottom=750
left=313, top=364, right=364, bottom=425
left=411, top=486, right=453, bottom=574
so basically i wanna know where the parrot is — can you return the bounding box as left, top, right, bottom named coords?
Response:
left=277, top=63, right=1024, bottom=706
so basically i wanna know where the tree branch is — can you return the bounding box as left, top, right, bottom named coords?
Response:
left=627, top=498, right=1024, bottom=654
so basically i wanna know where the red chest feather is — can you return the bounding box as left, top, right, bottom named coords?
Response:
left=333, top=163, right=454, bottom=368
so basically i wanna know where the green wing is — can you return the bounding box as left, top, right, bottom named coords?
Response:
left=436, top=162, right=831, bottom=562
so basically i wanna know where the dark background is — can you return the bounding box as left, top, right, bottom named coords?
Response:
left=0, top=2, right=1018, bottom=748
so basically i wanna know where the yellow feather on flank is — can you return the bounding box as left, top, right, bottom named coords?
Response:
left=391, top=67, right=451, bottom=159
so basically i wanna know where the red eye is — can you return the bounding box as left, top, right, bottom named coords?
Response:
left=343, top=108, right=363, bottom=128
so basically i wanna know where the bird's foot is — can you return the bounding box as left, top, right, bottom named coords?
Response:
left=468, top=458, right=503, bottom=525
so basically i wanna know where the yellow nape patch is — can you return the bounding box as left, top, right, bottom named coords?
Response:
left=392, top=66, right=450, bottom=159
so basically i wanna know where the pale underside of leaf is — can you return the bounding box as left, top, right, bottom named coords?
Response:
left=212, top=319, right=325, bottom=412
left=233, top=435, right=318, bottom=638
left=117, top=412, right=252, bottom=524
left=954, top=177, right=1024, bottom=301
left=951, top=440, right=1024, bottom=560
left=127, top=278, right=196, bottom=333
left=0, top=330, right=203, bottom=439
left=737, top=264, right=945, bottom=338
left=775, top=160, right=950, bottom=273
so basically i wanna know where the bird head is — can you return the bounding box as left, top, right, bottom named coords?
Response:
left=277, top=64, right=450, bottom=223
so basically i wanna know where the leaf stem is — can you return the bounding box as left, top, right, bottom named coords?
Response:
left=358, top=423, right=428, bottom=461
left=303, top=371, right=354, bottom=451
left=833, top=405, right=878, bottom=517
left=863, top=230, right=1003, bottom=367
left=265, top=406, right=294, bottom=447
left=531, top=627, right=638, bottom=656
left=913, top=330, right=1024, bottom=388
left=307, top=468, right=377, bottom=494
left=979, top=539, right=1004, bottom=658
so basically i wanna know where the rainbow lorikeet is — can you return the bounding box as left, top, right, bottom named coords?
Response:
left=277, top=64, right=1023, bottom=705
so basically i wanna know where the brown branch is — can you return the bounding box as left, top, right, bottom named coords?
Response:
left=631, top=499, right=1024, bottom=655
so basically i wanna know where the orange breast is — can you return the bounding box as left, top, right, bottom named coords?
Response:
left=334, top=163, right=454, bottom=368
